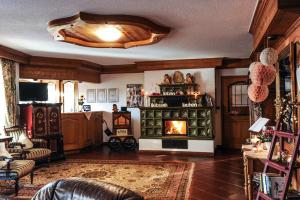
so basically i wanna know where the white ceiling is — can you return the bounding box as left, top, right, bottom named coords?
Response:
left=0, top=0, right=257, bottom=65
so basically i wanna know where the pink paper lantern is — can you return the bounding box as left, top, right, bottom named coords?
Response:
left=248, top=84, right=269, bottom=103
left=250, top=62, right=276, bottom=86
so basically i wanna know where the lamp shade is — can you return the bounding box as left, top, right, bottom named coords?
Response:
left=260, top=47, right=278, bottom=66
left=248, top=84, right=269, bottom=103
left=250, top=63, right=276, bottom=86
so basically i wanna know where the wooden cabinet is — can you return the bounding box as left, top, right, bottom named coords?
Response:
left=61, top=112, right=103, bottom=151
left=19, top=103, right=64, bottom=160
left=112, top=112, right=132, bottom=135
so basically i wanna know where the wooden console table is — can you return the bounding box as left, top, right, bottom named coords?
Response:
left=242, top=145, right=268, bottom=200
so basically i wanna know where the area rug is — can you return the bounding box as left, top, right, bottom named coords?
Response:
left=4, top=159, right=194, bottom=200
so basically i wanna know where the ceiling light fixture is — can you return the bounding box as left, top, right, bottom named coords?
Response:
left=48, top=12, right=170, bottom=48
left=95, top=26, right=122, bottom=42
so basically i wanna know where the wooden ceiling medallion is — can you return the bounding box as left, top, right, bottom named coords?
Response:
left=48, top=12, right=171, bottom=48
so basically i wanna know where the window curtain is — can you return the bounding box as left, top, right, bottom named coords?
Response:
left=0, top=58, right=17, bottom=127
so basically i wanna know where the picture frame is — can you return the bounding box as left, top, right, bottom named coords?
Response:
left=97, top=89, right=107, bottom=103
left=107, top=88, right=119, bottom=102
left=86, top=89, right=96, bottom=103
left=126, top=84, right=143, bottom=107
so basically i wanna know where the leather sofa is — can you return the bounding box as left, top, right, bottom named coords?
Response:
left=32, top=177, right=144, bottom=200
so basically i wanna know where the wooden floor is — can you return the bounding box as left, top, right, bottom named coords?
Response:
left=67, top=146, right=246, bottom=200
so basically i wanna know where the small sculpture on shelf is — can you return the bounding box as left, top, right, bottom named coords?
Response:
left=163, top=74, right=172, bottom=85
left=112, top=104, right=119, bottom=112
left=185, top=73, right=194, bottom=84
left=173, top=71, right=184, bottom=83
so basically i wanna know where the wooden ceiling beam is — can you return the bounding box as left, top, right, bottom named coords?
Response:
left=249, top=0, right=300, bottom=56
left=0, top=44, right=30, bottom=64
left=136, top=58, right=223, bottom=71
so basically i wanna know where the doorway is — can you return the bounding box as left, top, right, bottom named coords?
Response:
left=221, top=76, right=249, bottom=149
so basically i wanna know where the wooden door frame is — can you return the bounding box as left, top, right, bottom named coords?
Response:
left=221, top=75, right=249, bottom=148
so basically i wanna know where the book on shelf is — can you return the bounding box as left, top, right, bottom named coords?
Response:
left=258, top=173, right=284, bottom=198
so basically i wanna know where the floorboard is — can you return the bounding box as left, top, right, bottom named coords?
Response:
left=66, top=146, right=247, bottom=200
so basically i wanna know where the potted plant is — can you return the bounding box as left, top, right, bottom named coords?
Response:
left=258, top=130, right=273, bottom=150
left=78, top=95, right=85, bottom=112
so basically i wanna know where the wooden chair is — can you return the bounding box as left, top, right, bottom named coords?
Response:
left=4, top=126, right=51, bottom=165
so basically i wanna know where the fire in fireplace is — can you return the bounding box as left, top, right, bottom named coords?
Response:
left=163, top=119, right=187, bottom=136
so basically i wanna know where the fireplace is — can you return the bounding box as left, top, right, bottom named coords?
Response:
left=163, top=119, right=187, bottom=136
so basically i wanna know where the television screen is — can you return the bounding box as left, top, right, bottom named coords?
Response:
left=19, top=82, right=48, bottom=101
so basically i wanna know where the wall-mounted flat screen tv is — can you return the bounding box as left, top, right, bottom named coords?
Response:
left=19, top=82, right=48, bottom=101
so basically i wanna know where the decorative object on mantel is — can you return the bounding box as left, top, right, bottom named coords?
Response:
left=259, top=47, right=279, bottom=66
left=248, top=84, right=269, bottom=103
left=162, top=74, right=172, bottom=84
left=250, top=63, right=276, bottom=86
left=173, top=71, right=184, bottom=83
left=185, top=73, right=194, bottom=84
left=47, top=12, right=170, bottom=49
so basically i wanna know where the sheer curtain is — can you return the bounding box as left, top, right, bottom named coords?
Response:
left=0, top=58, right=18, bottom=133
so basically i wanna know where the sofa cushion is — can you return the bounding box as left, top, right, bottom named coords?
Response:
left=32, top=177, right=144, bottom=200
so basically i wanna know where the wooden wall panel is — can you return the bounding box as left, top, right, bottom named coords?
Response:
left=61, top=112, right=103, bottom=151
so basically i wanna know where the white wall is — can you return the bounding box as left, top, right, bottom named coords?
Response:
left=78, top=73, right=144, bottom=142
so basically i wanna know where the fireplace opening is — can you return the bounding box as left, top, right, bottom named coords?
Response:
left=163, top=119, right=187, bottom=136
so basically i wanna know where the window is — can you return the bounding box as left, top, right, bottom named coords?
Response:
left=229, top=82, right=249, bottom=115
left=47, top=82, right=56, bottom=103
left=63, top=81, right=75, bottom=112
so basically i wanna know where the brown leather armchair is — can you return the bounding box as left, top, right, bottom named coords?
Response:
left=32, top=177, right=144, bottom=200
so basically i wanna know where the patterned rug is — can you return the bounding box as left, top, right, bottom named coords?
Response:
left=3, top=159, right=194, bottom=200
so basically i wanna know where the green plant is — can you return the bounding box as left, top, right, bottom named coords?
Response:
left=258, top=131, right=272, bottom=143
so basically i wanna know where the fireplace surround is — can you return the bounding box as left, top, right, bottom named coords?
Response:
left=163, top=119, right=187, bottom=136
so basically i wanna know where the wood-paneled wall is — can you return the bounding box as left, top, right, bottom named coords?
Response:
left=61, top=112, right=103, bottom=151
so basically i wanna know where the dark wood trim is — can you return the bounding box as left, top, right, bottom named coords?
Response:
left=249, top=0, right=300, bottom=56
left=0, top=45, right=30, bottom=64
left=221, top=58, right=252, bottom=69
left=48, top=12, right=170, bottom=49
left=136, top=58, right=224, bottom=71
left=138, top=150, right=214, bottom=157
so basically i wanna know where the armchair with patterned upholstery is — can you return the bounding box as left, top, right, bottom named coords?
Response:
left=0, top=156, right=35, bottom=196
left=4, top=126, right=51, bottom=165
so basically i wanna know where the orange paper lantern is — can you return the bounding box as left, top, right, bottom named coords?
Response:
left=250, top=62, right=276, bottom=86
left=248, top=84, right=269, bottom=103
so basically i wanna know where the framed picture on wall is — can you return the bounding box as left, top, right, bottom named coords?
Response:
left=86, top=89, right=96, bottom=103
left=107, top=88, right=119, bottom=102
left=126, top=84, right=143, bottom=107
left=97, top=89, right=107, bottom=103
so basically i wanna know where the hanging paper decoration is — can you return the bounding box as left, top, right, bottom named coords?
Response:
left=248, top=84, right=269, bottom=103
left=249, top=62, right=259, bottom=72
left=250, top=62, right=276, bottom=86
left=260, top=47, right=278, bottom=66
